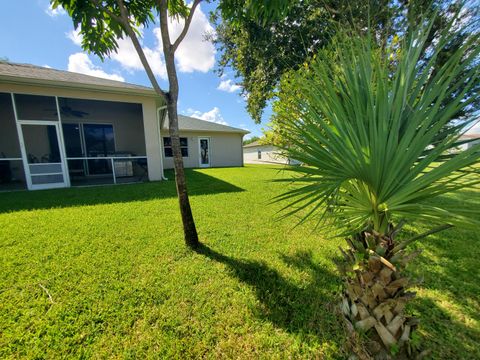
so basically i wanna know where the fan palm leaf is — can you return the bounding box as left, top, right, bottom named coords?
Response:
left=275, top=15, right=480, bottom=235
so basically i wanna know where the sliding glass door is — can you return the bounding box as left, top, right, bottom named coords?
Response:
left=83, top=124, right=115, bottom=175
left=62, top=123, right=115, bottom=176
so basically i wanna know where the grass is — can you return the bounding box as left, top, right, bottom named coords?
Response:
left=0, top=165, right=478, bottom=359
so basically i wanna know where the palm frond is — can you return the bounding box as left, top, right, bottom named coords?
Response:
left=277, top=13, right=480, bottom=235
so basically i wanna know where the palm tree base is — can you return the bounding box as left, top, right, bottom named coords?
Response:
left=337, top=227, right=423, bottom=359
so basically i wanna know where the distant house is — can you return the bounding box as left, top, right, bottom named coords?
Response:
left=0, top=62, right=248, bottom=191
left=459, top=133, right=480, bottom=151
left=243, top=140, right=300, bottom=165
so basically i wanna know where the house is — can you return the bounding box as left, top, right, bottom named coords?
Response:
left=0, top=62, right=248, bottom=191
left=458, top=133, right=480, bottom=151
left=243, top=140, right=300, bottom=165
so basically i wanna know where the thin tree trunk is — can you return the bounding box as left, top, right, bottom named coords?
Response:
left=99, top=0, right=200, bottom=247
left=166, top=95, right=199, bottom=247
left=160, top=2, right=199, bottom=247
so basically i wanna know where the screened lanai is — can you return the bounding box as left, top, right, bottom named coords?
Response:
left=0, top=92, right=149, bottom=191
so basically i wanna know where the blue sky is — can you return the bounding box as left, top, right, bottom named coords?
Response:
left=0, top=0, right=268, bottom=139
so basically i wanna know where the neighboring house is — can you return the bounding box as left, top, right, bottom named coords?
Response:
left=458, top=133, right=480, bottom=151
left=243, top=140, right=300, bottom=165
left=0, top=62, right=248, bottom=191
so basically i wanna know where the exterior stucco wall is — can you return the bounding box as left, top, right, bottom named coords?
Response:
left=0, top=83, right=163, bottom=181
left=161, top=131, right=244, bottom=169
left=459, top=139, right=480, bottom=150
left=244, top=145, right=292, bottom=164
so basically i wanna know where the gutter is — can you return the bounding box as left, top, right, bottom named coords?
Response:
left=157, top=106, right=168, bottom=180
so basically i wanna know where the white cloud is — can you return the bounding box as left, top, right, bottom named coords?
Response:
left=66, top=27, right=167, bottom=79
left=167, top=5, right=216, bottom=73
left=67, top=53, right=125, bottom=82
left=238, top=123, right=250, bottom=132
left=42, top=64, right=52, bottom=69
left=184, top=107, right=228, bottom=125
left=46, top=4, right=66, bottom=17
left=217, top=79, right=241, bottom=93
left=66, top=29, right=83, bottom=46
left=110, top=35, right=167, bottom=79
left=63, top=4, right=215, bottom=79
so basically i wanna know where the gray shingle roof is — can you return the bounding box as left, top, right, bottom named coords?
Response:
left=163, top=115, right=249, bottom=134
left=0, top=61, right=155, bottom=95
left=460, top=133, right=480, bottom=140
left=243, top=140, right=270, bottom=148
left=1, top=62, right=247, bottom=134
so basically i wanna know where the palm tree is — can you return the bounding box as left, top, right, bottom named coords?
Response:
left=275, top=14, right=480, bottom=358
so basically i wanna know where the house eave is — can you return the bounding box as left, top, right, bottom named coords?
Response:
left=0, top=74, right=159, bottom=98
left=162, top=128, right=249, bottom=135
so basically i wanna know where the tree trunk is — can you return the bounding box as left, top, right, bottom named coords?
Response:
left=113, top=0, right=200, bottom=247
left=159, top=5, right=199, bottom=247
left=337, top=225, right=424, bottom=359
left=166, top=96, right=199, bottom=248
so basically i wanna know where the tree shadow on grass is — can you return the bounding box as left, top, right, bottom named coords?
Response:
left=0, top=169, right=244, bottom=213
left=195, top=244, right=346, bottom=345
left=413, top=296, right=480, bottom=359
left=408, top=228, right=480, bottom=331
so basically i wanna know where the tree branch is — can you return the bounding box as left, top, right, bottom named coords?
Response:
left=88, top=0, right=167, bottom=98
left=113, top=0, right=167, bottom=100
left=89, top=0, right=125, bottom=24
left=158, top=0, right=173, bottom=53
left=172, top=0, right=202, bottom=52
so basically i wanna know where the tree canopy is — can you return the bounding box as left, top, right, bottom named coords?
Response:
left=213, top=0, right=479, bottom=123
left=275, top=17, right=480, bottom=234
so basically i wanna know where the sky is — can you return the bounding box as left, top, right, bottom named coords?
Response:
left=1, top=1, right=478, bottom=137
left=0, top=0, right=268, bottom=139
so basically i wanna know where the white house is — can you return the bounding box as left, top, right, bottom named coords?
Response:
left=458, top=133, right=480, bottom=151
left=243, top=140, right=299, bottom=165
left=0, top=62, right=248, bottom=191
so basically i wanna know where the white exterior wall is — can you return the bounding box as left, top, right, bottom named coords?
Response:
left=456, top=138, right=480, bottom=152
left=161, top=131, right=244, bottom=169
left=244, top=145, right=298, bottom=165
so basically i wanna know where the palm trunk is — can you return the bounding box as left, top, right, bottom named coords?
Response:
left=337, top=225, right=424, bottom=358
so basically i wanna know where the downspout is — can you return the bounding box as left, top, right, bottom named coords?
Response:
left=157, top=105, right=168, bottom=180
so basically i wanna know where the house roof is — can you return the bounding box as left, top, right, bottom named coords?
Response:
left=1, top=62, right=247, bottom=134
left=162, top=115, right=249, bottom=134
left=243, top=140, right=272, bottom=148
left=243, top=140, right=261, bottom=148
left=460, top=133, right=480, bottom=140
left=0, top=61, right=157, bottom=97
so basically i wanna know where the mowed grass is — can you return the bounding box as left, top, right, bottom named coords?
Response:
left=0, top=165, right=478, bottom=359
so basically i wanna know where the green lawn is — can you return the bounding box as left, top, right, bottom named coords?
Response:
left=0, top=166, right=478, bottom=359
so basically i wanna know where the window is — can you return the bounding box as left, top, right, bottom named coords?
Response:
left=83, top=124, right=115, bottom=157
left=163, top=137, right=188, bottom=157
left=62, top=123, right=83, bottom=157
left=62, top=123, right=115, bottom=175
left=257, top=150, right=262, bottom=159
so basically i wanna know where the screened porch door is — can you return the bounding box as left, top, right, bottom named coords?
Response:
left=19, top=121, right=69, bottom=190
